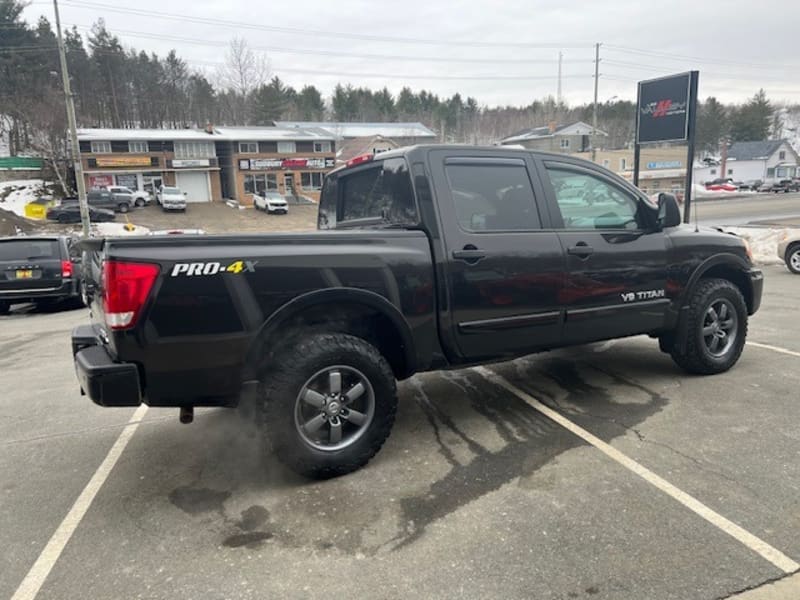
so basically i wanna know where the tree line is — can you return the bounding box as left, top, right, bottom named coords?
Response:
left=0, top=0, right=791, bottom=165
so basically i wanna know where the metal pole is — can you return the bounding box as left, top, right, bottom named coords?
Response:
left=683, top=71, right=699, bottom=224
left=633, top=80, right=641, bottom=187
left=54, top=0, right=90, bottom=237
left=591, top=43, right=600, bottom=162
left=557, top=51, right=562, bottom=106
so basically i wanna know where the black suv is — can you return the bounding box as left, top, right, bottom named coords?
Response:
left=0, top=236, right=83, bottom=314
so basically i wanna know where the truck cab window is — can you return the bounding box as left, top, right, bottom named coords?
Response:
left=445, top=162, right=540, bottom=232
left=546, top=167, right=645, bottom=230
left=337, top=158, right=416, bottom=226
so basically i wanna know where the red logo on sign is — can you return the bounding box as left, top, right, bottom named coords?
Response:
left=653, top=100, right=672, bottom=118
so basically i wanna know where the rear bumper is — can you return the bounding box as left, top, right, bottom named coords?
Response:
left=749, top=268, right=763, bottom=315
left=0, top=280, right=77, bottom=302
left=72, top=324, right=142, bottom=407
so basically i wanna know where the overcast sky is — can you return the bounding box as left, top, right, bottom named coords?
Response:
left=23, top=0, right=800, bottom=108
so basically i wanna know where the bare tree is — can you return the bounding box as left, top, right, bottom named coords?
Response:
left=215, top=37, right=270, bottom=124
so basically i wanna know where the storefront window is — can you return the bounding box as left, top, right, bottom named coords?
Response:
left=301, top=172, right=324, bottom=191
left=245, top=174, right=279, bottom=195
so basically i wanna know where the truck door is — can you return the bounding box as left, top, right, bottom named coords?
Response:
left=536, top=159, right=669, bottom=344
left=429, top=150, right=565, bottom=362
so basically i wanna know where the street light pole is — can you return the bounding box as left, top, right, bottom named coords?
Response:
left=53, top=0, right=90, bottom=237
left=591, top=42, right=601, bottom=163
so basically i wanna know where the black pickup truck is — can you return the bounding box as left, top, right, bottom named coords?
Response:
left=72, top=145, right=763, bottom=478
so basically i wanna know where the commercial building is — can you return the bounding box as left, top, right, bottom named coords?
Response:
left=76, top=126, right=337, bottom=204
left=213, top=126, right=335, bottom=203
left=574, top=147, right=689, bottom=194
left=78, top=128, right=223, bottom=202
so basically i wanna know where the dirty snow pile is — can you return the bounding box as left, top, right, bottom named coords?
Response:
left=0, top=179, right=48, bottom=217
left=722, top=227, right=797, bottom=265
left=92, top=222, right=151, bottom=237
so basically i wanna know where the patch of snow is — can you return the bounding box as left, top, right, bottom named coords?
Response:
left=0, top=179, right=48, bottom=217
left=92, top=222, right=151, bottom=237
left=722, top=226, right=798, bottom=265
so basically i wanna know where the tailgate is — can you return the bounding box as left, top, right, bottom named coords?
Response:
left=0, top=239, right=63, bottom=292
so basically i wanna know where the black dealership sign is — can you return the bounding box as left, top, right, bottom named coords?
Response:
left=636, top=72, right=693, bottom=144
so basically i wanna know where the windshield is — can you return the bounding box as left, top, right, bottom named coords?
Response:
left=162, top=187, right=181, bottom=194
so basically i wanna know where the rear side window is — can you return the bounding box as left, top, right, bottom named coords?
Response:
left=0, top=240, right=59, bottom=261
left=445, top=161, right=541, bottom=232
left=320, top=158, right=416, bottom=228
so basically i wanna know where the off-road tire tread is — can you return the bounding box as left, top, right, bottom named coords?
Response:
left=670, top=278, right=747, bottom=375
left=258, top=333, right=397, bottom=479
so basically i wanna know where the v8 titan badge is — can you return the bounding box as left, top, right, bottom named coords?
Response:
left=170, top=260, right=258, bottom=277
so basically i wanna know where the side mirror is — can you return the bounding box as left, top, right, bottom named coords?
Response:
left=656, top=193, right=682, bottom=230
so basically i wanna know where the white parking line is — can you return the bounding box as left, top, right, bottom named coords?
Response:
left=749, top=341, right=800, bottom=359
left=473, top=366, right=800, bottom=574
left=11, top=404, right=149, bottom=600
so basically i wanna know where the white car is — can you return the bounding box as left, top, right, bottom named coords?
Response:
left=157, top=186, right=187, bottom=212
left=108, top=185, right=151, bottom=207
left=253, top=191, right=289, bottom=214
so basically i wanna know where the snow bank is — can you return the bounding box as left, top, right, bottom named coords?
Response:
left=722, top=226, right=797, bottom=265
left=93, top=222, right=151, bottom=237
left=0, top=179, right=48, bottom=217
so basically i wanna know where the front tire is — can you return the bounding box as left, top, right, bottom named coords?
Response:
left=785, top=243, right=800, bottom=274
left=135, top=198, right=145, bottom=208
left=118, top=203, right=129, bottom=213
left=0, top=300, right=9, bottom=315
left=258, top=333, right=398, bottom=479
left=670, top=278, right=747, bottom=374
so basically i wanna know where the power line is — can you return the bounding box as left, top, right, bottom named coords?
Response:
left=605, top=44, right=800, bottom=71
left=61, top=0, right=595, bottom=49
left=66, top=23, right=593, bottom=66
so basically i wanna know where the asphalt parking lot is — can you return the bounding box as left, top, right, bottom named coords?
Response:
left=2, top=264, right=800, bottom=600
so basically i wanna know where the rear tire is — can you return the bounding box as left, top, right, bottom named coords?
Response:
left=258, top=333, right=397, bottom=479
left=670, top=278, right=747, bottom=375
left=785, top=243, right=800, bottom=274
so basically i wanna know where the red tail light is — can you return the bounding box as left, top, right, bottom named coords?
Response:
left=346, top=153, right=373, bottom=168
left=61, top=260, right=73, bottom=278
left=102, top=260, right=160, bottom=330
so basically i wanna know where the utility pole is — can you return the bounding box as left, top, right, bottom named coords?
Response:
left=557, top=51, right=563, bottom=107
left=591, top=42, right=601, bottom=163
left=54, top=0, right=90, bottom=237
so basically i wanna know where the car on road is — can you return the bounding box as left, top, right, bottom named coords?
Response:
left=759, top=180, right=800, bottom=193
left=253, top=191, right=289, bottom=214
left=107, top=185, right=151, bottom=207
left=46, top=203, right=116, bottom=224
left=72, top=145, right=763, bottom=479
left=0, top=235, right=83, bottom=314
left=778, top=231, right=800, bottom=274
left=156, top=186, right=187, bottom=212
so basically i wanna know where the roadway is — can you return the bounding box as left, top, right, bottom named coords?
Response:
left=693, top=192, right=800, bottom=227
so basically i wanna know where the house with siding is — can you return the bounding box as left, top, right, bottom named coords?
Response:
left=499, top=121, right=608, bottom=153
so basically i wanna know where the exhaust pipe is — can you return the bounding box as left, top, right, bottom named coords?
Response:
left=179, top=406, right=194, bottom=424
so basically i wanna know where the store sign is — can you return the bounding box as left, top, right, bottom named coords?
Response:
left=95, top=156, right=152, bottom=167
left=637, top=72, right=693, bottom=144
left=116, top=174, right=138, bottom=188
left=646, top=161, right=683, bottom=169
left=246, top=157, right=336, bottom=170
left=173, top=159, right=210, bottom=168
left=88, top=174, right=114, bottom=188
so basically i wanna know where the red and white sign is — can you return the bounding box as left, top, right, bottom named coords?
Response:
left=89, top=174, right=114, bottom=189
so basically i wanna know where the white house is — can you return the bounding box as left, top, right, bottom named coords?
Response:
left=695, top=140, right=799, bottom=183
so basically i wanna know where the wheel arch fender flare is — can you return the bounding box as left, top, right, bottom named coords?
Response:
left=245, top=287, right=417, bottom=377
left=680, top=252, right=753, bottom=310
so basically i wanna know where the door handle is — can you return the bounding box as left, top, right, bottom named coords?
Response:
left=567, top=243, right=594, bottom=258
left=452, top=246, right=486, bottom=263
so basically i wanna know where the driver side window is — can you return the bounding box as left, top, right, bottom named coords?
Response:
left=546, top=167, right=644, bottom=230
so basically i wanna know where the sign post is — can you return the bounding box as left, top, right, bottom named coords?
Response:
left=634, top=71, right=699, bottom=223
